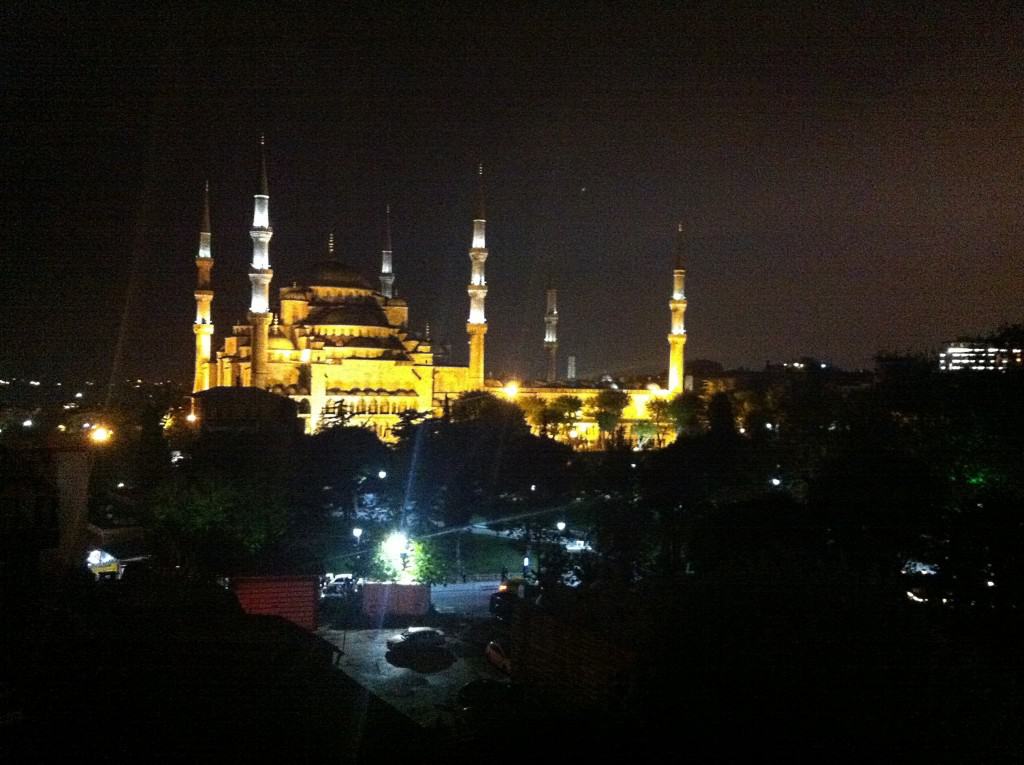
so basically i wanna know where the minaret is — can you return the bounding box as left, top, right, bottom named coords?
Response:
left=380, top=204, right=395, bottom=298
left=667, top=223, right=688, bottom=394
left=466, top=164, right=488, bottom=388
left=248, top=136, right=273, bottom=389
left=544, top=287, right=558, bottom=382
left=192, top=181, right=214, bottom=393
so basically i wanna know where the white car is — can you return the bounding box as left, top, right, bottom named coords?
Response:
left=386, top=626, right=446, bottom=652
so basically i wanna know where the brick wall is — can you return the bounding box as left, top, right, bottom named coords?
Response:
left=231, top=575, right=320, bottom=631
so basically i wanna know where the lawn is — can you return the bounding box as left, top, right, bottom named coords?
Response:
left=432, top=532, right=523, bottom=579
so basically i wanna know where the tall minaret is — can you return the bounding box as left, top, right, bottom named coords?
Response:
left=667, top=223, right=688, bottom=394
left=466, top=164, right=488, bottom=388
left=380, top=204, right=395, bottom=298
left=248, top=136, right=273, bottom=389
left=544, top=287, right=558, bottom=382
left=192, top=181, right=214, bottom=393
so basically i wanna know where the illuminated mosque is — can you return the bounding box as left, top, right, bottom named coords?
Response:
left=190, top=141, right=688, bottom=446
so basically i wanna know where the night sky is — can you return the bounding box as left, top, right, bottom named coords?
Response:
left=3, top=5, right=1021, bottom=384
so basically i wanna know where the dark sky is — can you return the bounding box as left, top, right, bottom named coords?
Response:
left=2, top=4, right=1021, bottom=384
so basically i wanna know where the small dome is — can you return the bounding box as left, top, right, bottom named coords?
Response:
left=305, top=259, right=372, bottom=290
left=268, top=334, right=295, bottom=350
left=307, top=301, right=390, bottom=327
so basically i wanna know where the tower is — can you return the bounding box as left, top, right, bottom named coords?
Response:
left=248, top=136, right=273, bottom=389
left=192, top=181, right=214, bottom=393
left=667, top=223, right=687, bottom=394
left=544, top=287, right=558, bottom=382
left=380, top=204, right=395, bottom=298
left=466, top=164, right=488, bottom=389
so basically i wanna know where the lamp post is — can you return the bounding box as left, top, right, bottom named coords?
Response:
left=352, top=527, right=363, bottom=545
left=556, top=521, right=566, bottom=532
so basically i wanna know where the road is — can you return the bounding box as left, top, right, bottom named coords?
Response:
left=429, top=579, right=501, bottom=616
left=318, top=624, right=508, bottom=729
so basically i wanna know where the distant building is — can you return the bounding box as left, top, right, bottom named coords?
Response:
left=938, top=343, right=1023, bottom=372
left=189, top=144, right=693, bottom=447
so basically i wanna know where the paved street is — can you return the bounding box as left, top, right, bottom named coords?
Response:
left=429, top=579, right=501, bottom=616
left=319, top=626, right=507, bottom=728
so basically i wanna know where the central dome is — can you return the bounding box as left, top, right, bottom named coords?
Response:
left=305, top=259, right=372, bottom=290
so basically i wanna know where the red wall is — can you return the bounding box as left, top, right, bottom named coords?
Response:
left=232, top=575, right=320, bottom=632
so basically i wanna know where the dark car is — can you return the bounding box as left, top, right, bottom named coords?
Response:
left=386, top=626, right=446, bottom=652
left=489, top=590, right=519, bottom=621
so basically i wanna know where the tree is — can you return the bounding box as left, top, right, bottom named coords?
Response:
left=707, top=392, right=737, bottom=439
left=647, top=398, right=673, bottom=445
left=589, top=389, right=630, bottom=448
left=394, top=392, right=570, bottom=527
left=148, top=475, right=289, bottom=574
left=519, top=396, right=559, bottom=437
left=451, top=391, right=529, bottom=433
left=633, top=420, right=658, bottom=448
left=550, top=395, right=584, bottom=439
left=667, top=392, right=703, bottom=435
left=297, top=425, right=390, bottom=519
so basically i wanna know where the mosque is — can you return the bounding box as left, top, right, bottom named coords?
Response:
left=190, top=141, right=688, bottom=447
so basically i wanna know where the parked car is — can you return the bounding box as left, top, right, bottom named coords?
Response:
left=485, top=640, right=512, bottom=674
left=489, top=590, right=519, bottom=621
left=386, top=626, right=446, bottom=652
left=320, top=580, right=355, bottom=599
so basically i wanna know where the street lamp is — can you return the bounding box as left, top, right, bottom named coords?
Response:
left=352, top=527, right=363, bottom=544
left=377, top=470, right=387, bottom=480
left=556, top=521, right=566, bottom=532
left=89, top=426, right=113, bottom=444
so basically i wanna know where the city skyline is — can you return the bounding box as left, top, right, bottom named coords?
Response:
left=3, top=6, right=1021, bottom=382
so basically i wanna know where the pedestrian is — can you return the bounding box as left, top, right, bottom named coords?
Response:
left=500, top=566, right=508, bottom=582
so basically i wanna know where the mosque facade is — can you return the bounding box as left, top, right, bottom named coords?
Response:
left=191, top=143, right=688, bottom=447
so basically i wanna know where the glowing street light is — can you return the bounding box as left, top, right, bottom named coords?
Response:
left=770, top=477, right=782, bottom=487
left=89, top=426, right=113, bottom=444
left=352, top=527, right=363, bottom=544
left=377, top=470, right=387, bottom=480
left=22, top=419, right=33, bottom=428
left=556, top=521, right=566, bottom=532
left=502, top=381, right=519, bottom=398
left=185, top=412, right=198, bottom=423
